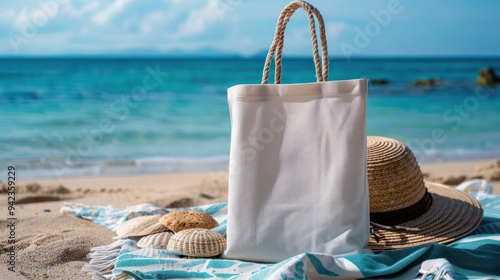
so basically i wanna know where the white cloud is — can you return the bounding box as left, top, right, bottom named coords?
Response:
left=0, top=0, right=496, bottom=57
left=272, top=20, right=348, bottom=55
left=92, top=0, right=131, bottom=25
left=291, top=26, right=312, bottom=49
left=176, top=0, right=222, bottom=37
left=13, top=8, right=35, bottom=31
left=140, top=11, right=172, bottom=35
left=11, top=0, right=74, bottom=31
left=0, top=9, right=16, bottom=21
left=2, top=32, right=74, bottom=54
left=63, top=2, right=100, bottom=18
left=326, top=22, right=347, bottom=38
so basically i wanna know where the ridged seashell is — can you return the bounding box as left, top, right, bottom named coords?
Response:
left=115, top=215, right=167, bottom=238
left=167, top=228, right=226, bottom=257
left=159, top=210, right=219, bottom=233
left=136, top=231, right=174, bottom=249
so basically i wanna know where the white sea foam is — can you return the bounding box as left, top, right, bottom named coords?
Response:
left=2, top=156, right=229, bottom=180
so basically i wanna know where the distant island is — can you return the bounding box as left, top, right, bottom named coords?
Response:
left=1, top=47, right=500, bottom=60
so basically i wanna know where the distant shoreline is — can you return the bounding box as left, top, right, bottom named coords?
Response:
left=1, top=55, right=500, bottom=61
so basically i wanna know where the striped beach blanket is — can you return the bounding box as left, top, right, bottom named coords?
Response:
left=62, top=183, right=500, bottom=280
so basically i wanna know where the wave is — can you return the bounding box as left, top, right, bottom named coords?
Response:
left=413, top=148, right=500, bottom=163
left=1, top=156, right=229, bottom=180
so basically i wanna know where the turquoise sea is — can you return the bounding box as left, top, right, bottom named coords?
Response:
left=1, top=57, right=499, bottom=179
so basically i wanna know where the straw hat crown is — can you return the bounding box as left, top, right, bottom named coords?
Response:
left=367, top=136, right=427, bottom=213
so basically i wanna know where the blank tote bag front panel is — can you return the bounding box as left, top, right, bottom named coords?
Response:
left=225, top=1, right=370, bottom=263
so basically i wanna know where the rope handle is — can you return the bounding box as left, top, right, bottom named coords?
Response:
left=262, top=0, right=329, bottom=84
left=274, top=1, right=329, bottom=84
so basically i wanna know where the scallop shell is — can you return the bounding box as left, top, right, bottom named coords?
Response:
left=136, top=231, right=174, bottom=249
left=115, top=215, right=167, bottom=238
left=167, top=228, right=226, bottom=257
left=159, top=210, right=219, bottom=233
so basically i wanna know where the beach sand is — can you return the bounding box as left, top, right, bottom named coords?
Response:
left=1, top=160, right=499, bottom=279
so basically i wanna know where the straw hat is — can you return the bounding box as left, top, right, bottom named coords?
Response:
left=367, top=136, right=483, bottom=252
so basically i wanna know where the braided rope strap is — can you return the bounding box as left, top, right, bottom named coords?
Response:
left=262, top=0, right=329, bottom=84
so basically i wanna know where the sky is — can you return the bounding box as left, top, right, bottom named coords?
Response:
left=0, top=0, right=499, bottom=57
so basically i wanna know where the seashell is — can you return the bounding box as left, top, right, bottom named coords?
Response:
left=115, top=215, right=167, bottom=238
left=167, top=228, right=226, bottom=257
left=136, top=231, right=174, bottom=249
left=159, top=210, right=219, bottom=233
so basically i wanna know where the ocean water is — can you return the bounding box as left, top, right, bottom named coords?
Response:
left=1, top=57, right=499, bottom=179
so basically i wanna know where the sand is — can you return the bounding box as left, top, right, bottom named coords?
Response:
left=0, top=172, right=228, bottom=279
left=1, top=160, right=499, bottom=279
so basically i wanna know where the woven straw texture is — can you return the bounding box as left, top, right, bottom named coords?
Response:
left=167, top=228, right=226, bottom=258
left=137, top=231, right=174, bottom=249
left=115, top=215, right=167, bottom=238
left=367, top=136, right=483, bottom=251
left=159, top=210, right=219, bottom=233
left=367, top=136, right=427, bottom=212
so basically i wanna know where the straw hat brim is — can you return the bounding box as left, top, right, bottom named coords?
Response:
left=368, top=182, right=483, bottom=252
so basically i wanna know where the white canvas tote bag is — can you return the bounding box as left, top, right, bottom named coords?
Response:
left=225, top=0, right=370, bottom=263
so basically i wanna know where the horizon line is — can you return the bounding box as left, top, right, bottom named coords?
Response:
left=1, top=55, right=500, bottom=60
